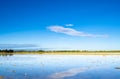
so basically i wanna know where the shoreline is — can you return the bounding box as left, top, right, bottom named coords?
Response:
left=1, top=52, right=120, bottom=55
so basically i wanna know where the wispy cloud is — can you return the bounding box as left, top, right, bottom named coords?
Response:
left=47, top=25, right=108, bottom=37
left=0, top=44, right=38, bottom=49
left=65, top=24, right=74, bottom=27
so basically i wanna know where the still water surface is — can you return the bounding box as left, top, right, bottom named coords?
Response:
left=0, top=54, right=120, bottom=79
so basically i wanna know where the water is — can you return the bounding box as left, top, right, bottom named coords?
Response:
left=0, top=54, right=120, bottom=79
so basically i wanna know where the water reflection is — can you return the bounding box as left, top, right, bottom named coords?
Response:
left=0, top=53, right=13, bottom=56
left=49, top=67, right=92, bottom=79
left=0, top=54, right=120, bottom=79
left=115, top=67, right=120, bottom=69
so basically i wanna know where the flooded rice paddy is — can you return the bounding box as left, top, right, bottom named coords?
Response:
left=0, top=53, right=120, bottom=79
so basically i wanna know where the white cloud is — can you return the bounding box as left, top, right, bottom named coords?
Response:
left=65, top=24, right=74, bottom=27
left=47, top=25, right=108, bottom=37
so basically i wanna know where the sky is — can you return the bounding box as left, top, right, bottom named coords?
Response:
left=0, top=0, right=120, bottom=50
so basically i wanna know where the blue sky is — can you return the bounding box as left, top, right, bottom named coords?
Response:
left=0, top=0, right=120, bottom=50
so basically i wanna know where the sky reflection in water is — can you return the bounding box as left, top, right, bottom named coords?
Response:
left=0, top=54, right=120, bottom=79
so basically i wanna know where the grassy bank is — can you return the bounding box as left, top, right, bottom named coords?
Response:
left=42, top=51, right=120, bottom=55
left=1, top=51, right=120, bottom=55
left=1, top=49, right=120, bottom=55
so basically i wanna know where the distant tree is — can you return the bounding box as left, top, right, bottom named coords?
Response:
left=0, top=49, right=14, bottom=53
left=38, top=50, right=44, bottom=52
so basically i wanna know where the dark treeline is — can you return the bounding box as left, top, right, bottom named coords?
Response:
left=0, top=49, right=14, bottom=53
left=0, top=49, right=120, bottom=53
